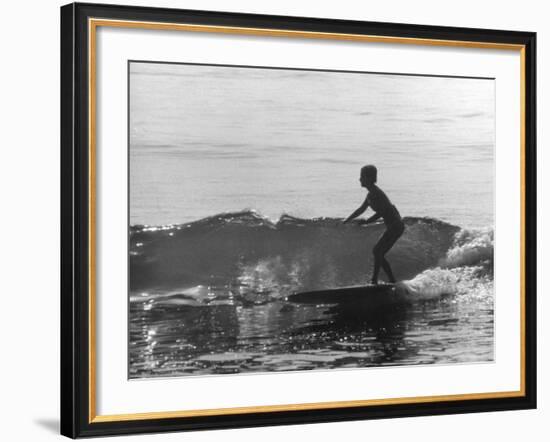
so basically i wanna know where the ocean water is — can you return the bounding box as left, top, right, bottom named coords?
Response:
left=130, top=62, right=494, bottom=230
left=128, top=62, right=495, bottom=378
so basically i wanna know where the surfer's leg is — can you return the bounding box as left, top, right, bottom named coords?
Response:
left=381, top=258, right=396, bottom=283
left=374, top=223, right=405, bottom=283
left=371, top=254, right=381, bottom=284
left=372, top=231, right=391, bottom=284
left=372, top=235, right=391, bottom=283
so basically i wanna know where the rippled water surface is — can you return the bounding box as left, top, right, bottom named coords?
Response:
left=130, top=290, right=493, bottom=378
left=130, top=62, right=494, bottom=230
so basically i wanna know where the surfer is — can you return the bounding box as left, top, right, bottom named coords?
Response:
left=343, top=165, right=405, bottom=284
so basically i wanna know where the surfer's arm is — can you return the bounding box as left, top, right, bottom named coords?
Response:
left=343, top=197, right=369, bottom=224
left=366, top=212, right=382, bottom=224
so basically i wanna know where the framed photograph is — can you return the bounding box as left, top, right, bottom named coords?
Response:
left=60, top=2, right=536, bottom=438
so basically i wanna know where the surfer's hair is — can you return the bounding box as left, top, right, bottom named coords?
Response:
left=361, top=165, right=377, bottom=183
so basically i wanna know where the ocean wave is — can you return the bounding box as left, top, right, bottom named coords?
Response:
left=130, top=210, right=493, bottom=300
left=441, top=227, right=493, bottom=269
left=397, top=227, right=493, bottom=300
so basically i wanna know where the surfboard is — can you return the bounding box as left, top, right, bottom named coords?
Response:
left=286, top=283, right=409, bottom=306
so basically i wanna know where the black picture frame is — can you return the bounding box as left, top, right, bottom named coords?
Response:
left=61, top=2, right=537, bottom=438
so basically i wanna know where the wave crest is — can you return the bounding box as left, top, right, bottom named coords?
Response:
left=130, top=210, right=492, bottom=294
left=442, top=227, right=493, bottom=269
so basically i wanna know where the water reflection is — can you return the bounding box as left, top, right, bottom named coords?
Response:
left=129, top=291, right=493, bottom=378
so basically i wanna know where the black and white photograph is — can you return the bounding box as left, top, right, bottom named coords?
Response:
left=128, top=61, right=495, bottom=379
left=0, top=0, right=543, bottom=439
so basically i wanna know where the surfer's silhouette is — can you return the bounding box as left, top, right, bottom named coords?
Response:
left=343, top=165, right=405, bottom=285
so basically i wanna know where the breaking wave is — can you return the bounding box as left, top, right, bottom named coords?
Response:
left=129, top=210, right=493, bottom=303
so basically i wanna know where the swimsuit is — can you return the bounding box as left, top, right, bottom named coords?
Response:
left=367, top=188, right=405, bottom=257
left=367, top=188, right=403, bottom=227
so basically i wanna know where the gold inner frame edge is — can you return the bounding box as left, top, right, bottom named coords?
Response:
left=87, top=17, right=527, bottom=424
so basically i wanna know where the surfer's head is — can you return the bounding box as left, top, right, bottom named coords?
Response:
left=360, top=165, right=377, bottom=187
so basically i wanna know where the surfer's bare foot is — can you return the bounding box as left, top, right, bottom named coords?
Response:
left=370, top=278, right=378, bottom=285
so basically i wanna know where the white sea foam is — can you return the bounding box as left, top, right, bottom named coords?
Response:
left=442, top=227, right=494, bottom=268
